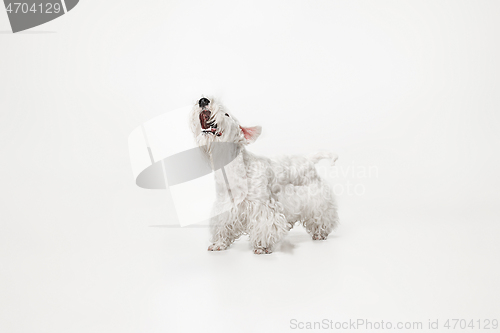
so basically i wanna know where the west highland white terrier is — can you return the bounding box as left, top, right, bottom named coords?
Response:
left=190, top=97, right=339, bottom=254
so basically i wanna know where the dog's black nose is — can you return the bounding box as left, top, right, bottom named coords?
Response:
left=199, top=98, right=210, bottom=108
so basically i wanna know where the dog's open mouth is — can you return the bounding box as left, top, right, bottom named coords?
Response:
left=201, top=127, right=222, bottom=136
left=200, top=110, right=222, bottom=136
left=202, top=127, right=217, bottom=134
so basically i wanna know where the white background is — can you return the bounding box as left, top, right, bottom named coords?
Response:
left=1, top=1, right=499, bottom=332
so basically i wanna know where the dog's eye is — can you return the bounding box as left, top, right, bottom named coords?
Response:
left=225, top=113, right=230, bottom=117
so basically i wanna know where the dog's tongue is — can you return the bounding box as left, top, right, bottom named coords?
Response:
left=199, top=110, right=211, bottom=129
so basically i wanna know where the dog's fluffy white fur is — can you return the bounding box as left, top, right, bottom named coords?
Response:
left=190, top=97, right=339, bottom=254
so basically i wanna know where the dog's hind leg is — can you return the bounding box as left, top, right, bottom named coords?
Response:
left=302, top=182, right=339, bottom=240
left=247, top=200, right=289, bottom=254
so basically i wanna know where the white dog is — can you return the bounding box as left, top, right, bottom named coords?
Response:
left=190, top=97, right=339, bottom=254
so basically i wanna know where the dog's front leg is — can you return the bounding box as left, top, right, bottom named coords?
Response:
left=208, top=204, right=242, bottom=251
left=248, top=200, right=288, bottom=254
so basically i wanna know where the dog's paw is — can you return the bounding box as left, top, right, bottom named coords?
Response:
left=208, top=243, right=228, bottom=251
left=253, top=248, right=272, bottom=255
left=312, top=234, right=328, bottom=240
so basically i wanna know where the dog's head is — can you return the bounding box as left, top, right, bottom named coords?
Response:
left=190, top=97, right=262, bottom=152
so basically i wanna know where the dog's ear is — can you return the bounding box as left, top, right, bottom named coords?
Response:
left=240, top=126, right=262, bottom=144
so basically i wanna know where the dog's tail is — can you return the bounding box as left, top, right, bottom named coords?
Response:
left=309, top=151, right=338, bottom=165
